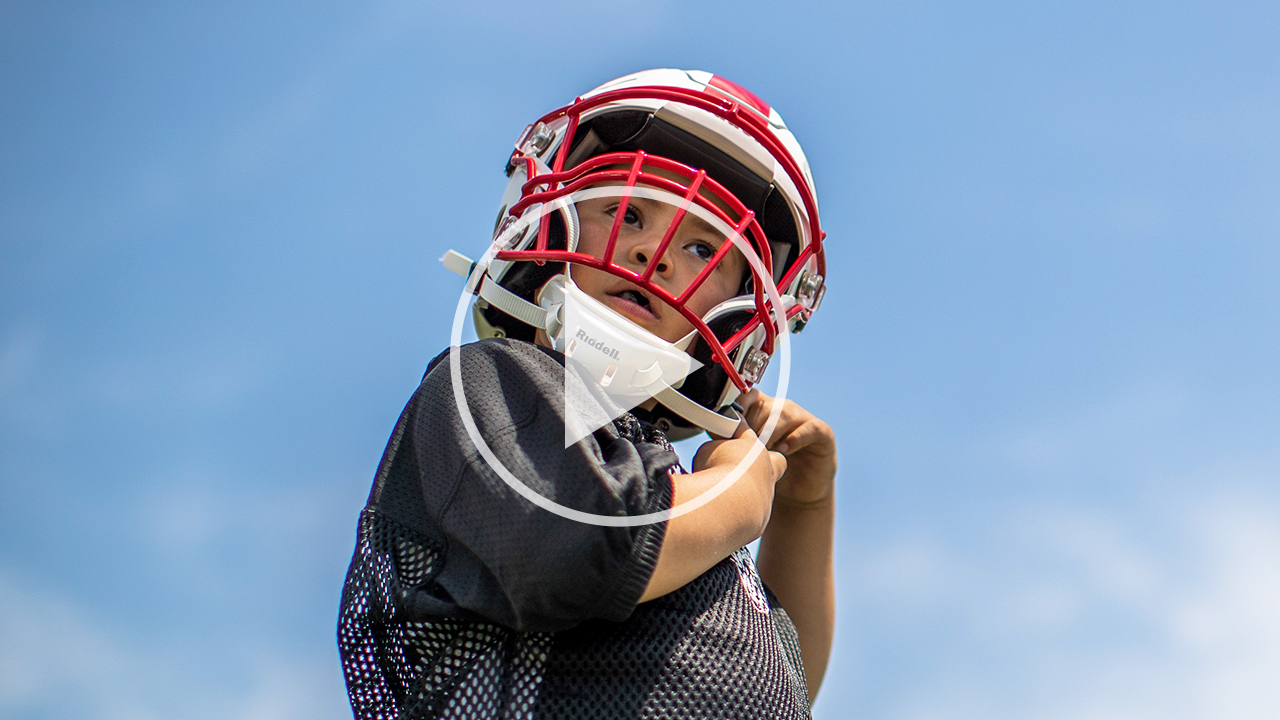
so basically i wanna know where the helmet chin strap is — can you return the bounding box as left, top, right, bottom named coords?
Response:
left=444, top=252, right=743, bottom=438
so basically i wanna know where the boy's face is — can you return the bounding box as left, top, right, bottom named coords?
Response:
left=569, top=189, right=748, bottom=344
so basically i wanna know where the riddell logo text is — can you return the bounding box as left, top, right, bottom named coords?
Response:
left=575, top=329, right=621, bottom=360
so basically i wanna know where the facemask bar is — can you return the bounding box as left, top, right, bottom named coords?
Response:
left=499, top=157, right=779, bottom=394
left=489, top=80, right=826, bottom=414
left=523, top=85, right=827, bottom=288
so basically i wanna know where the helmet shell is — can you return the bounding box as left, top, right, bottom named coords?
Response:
left=476, top=69, right=827, bottom=433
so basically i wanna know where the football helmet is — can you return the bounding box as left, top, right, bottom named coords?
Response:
left=444, top=69, right=826, bottom=440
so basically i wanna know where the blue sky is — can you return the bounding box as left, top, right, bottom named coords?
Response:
left=3, top=1, right=1280, bottom=718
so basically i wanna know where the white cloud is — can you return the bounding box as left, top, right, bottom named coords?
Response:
left=0, top=569, right=140, bottom=719
left=830, top=487, right=1280, bottom=720
left=1167, top=501, right=1280, bottom=720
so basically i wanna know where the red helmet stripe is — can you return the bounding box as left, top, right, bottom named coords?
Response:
left=707, top=75, right=771, bottom=116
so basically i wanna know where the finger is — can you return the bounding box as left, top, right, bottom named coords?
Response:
left=775, top=420, right=835, bottom=457
left=744, top=393, right=788, bottom=436
left=741, top=390, right=768, bottom=431
left=761, top=414, right=805, bottom=450
left=754, top=402, right=809, bottom=449
left=691, top=438, right=720, bottom=470
left=741, top=388, right=780, bottom=418
left=728, top=416, right=755, bottom=441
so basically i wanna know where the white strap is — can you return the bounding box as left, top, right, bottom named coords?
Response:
left=478, top=276, right=549, bottom=329
left=441, top=248, right=551, bottom=330
left=654, top=386, right=744, bottom=438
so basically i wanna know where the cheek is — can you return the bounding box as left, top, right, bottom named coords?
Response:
left=684, top=274, right=740, bottom=316
left=573, top=213, right=611, bottom=256
left=659, top=314, right=697, bottom=343
left=569, top=262, right=608, bottom=294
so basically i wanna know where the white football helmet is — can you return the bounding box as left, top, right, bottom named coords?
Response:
left=444, top=69, right=827, bottom=440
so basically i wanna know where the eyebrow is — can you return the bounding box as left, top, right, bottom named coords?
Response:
left=684, top=212, right=724, bottom=238
left=631, top=197, right=728, bottom=238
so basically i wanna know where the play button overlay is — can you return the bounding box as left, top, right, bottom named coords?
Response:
left=549, top=276, right=703, bottom=448
left=446, top=184, right=794, bottom=528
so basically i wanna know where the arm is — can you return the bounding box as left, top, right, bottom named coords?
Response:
left=744, top=390, right=838, bottom=704
left=412, top=340, right=681, bottom=632
left=638, top=429, right=788, bottom=602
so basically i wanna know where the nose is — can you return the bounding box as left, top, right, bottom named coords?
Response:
left=626, top=231, right=673, bottom=279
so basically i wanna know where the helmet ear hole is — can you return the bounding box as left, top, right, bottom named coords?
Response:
left=678, top=311, right=752, bottom=409
left=473, top=300, right=513, bottom=341
left=479, top=303, right=533, bottom=342
left=480, top=209, right=572, bottom=341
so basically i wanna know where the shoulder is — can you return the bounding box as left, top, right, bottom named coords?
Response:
left=412, top=339, right=566, bottom=439
left=423, top=338, right=563, bottom=385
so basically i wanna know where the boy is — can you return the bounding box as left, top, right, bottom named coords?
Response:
left=339, top=69, right=836, bottom=719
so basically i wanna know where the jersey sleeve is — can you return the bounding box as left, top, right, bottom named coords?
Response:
left=373, top=339, right=677, bottom=634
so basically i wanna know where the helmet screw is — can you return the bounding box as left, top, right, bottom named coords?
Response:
left=740, top=347, right=770, bottom=385
left=522, top=122, right=555, bottom=155
left=797, top=271, right=826, bottom=311
left=493, top=215, right=524, bottom=250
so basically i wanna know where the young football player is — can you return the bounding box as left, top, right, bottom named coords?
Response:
left=338, top=69, right=836, bottom=720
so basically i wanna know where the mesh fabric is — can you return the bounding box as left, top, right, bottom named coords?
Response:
left=338, top=341, right=811, bottom=719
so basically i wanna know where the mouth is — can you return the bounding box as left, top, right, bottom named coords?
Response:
left=606, top=287, right=660, bottom=321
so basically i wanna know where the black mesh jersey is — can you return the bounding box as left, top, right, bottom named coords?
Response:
left=338, top=339, right=812, bottom=719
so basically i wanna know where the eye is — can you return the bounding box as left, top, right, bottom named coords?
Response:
left=685, top=240, right=716, bottom=262
left=606, top=204, right=642, bottom=228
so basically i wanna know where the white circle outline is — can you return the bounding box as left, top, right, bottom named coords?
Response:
left=448, top=186, right=792, bottom=527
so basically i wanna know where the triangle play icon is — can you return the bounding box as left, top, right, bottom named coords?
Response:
left=558, top=287, right=703, bottom=448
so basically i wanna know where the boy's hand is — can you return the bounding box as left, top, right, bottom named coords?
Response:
left=691, top=426, right=787, bottom=479
left=641, top=419, right=788, bottom=604
left=739, top=389, right=837, bottom=507
left=691, top=426, right=788, bottom=533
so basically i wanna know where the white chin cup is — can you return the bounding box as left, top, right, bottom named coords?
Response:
left=536, top=275, right=700, bottom=403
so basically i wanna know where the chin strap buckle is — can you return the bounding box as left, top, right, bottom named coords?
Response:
left=441, top=250, right=475, bottom=279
